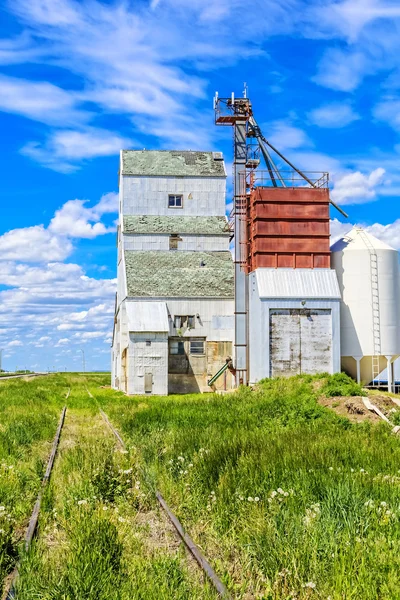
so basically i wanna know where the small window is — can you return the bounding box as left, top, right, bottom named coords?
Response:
left=190, top=339, right=205, bottom=355
left=174, top=315, right=195, bottom=329
left=146, top=340, right=151, bottom=346
left=168, top=194, right=183, bottom=208
left=170, top=341, right=185, bottom=355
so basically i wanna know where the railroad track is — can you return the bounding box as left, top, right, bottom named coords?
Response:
left=2, top=384, right=230, bottom=599
left=98, top=406, right=231, bottom=599
left=3, top=407, right=66, bottom=599
left=0, top=373, right=49, bottom=382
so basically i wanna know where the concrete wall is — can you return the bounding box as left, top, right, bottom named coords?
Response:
left=121, top=176, right=226, bottom=216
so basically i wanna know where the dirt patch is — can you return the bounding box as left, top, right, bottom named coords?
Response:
left=319, top=395, right=380, bottom=423
left=368, top=394, right=399, bottom=418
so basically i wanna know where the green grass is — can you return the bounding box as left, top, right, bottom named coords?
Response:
left=101, top=374, right=400, bottom=599
left=2, top=372, right=400, bottom=599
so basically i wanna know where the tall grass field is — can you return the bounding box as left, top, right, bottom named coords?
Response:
left=1, top=372, right=400, bottom=599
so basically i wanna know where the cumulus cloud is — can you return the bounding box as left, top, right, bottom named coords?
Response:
left=330, top=217, right=400, bottom=251
left=0, top=191, right=118, bottom=262
left=331, top=168, right=386, bottom=205
left=49, top=198, right=117, bottom=239
left=22, top=129, right=133, bottom=173
left=308, top=103, right=360, bottom=128
left=7, top=340, right=23, bottom=347
left=0, top=226, right=72, bottom=262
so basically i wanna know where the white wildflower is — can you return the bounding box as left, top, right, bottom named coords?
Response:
left=277, top=488, right=284, bottom=494
left=270, top=490, right=277, bottom=498
left=303, top=582, right=316, bottom=589
left=177, top=456, right=185, bottom=462
left=77, top=500, right=87, bottom=505
left=254, top=497, right=260, bottom=502
left=188, top=463, right=194, bottom=468
left=329, top=467, right=334, bottom=471
left=118, top=516, right=126, bottom=523
left=103, top=506, right=108, bottom=511
left=248, top=497, right=254, bottom=502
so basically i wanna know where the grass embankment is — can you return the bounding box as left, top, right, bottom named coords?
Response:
left=101, top=373, right=400, bottom=599
left=15, top=378, right=216, bottom=600
left=0, top=374, right=74, bottom=583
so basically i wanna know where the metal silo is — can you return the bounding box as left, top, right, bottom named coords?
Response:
left=331, top=227, right=400, bottom=390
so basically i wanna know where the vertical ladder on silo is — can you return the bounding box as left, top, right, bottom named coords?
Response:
left=357, top=229, right=381, bottom=386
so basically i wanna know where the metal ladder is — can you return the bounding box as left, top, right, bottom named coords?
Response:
left=357, top=229, right=381, bottom=385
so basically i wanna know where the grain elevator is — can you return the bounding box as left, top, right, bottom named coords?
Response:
left=214, top=92, right=345, bottom=385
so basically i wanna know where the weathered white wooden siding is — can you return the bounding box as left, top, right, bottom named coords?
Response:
left=269, top=309, right=332, bottom=377
left=248, top=270, right=341, bottom=383
left=123, top=233, right=229, bottom=252
left=127, top=333, right=168, bottom=395
left=121, top=176, right=226, bottom=216
left=125, top=298, right=234, bottom=343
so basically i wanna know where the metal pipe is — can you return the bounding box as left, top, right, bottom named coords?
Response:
left=251, top=117, right=349, bottom=218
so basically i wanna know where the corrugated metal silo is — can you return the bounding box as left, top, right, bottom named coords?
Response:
left=331, top=227, right=400, bottom=389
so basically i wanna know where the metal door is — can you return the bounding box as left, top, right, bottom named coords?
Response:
left=144, top=372, right=153, bottom=394
left=270, top=309, right=332, bottom=377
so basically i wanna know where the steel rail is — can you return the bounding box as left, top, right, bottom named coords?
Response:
left=99, top=409, right=231, bottom=599
left=0, top=373, right=50, bottom=382
left=3, top=406, right=67, bottom=600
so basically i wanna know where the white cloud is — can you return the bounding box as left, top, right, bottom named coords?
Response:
left=331, top=167, right=386, bottom=205
left=49, top=198, right=117, bottom=239
left=267, top=121, right=312, bottom=151
left=330, top=217, right=400, bottom=251
left=8, top=340, right=23, bottom=347
left=0, top=74, right=89, bottom=126
left=0, top=191, right=118, bottom=263
left=373, top=97, right=400, bottom=131
left=308, top=103, right=360, bottom=128
left=22, top=129, right=133, bottom=172
left=0, top=226, right=72, bottom=262
left=313, top=49, right=368, bottom=92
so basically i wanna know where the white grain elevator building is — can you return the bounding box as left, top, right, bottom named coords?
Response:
left=111, top=150, right=235, bottom=395
left=331, top=227, right=400, bottom=390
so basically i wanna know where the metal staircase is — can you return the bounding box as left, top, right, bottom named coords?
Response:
left=357, top=229, right=381, bottom=385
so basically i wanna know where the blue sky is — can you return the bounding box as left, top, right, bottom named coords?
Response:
left=0, top=0, right=400, bottom=371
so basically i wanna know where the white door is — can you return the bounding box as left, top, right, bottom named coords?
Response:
left=270, top=309, right=332, bottom=377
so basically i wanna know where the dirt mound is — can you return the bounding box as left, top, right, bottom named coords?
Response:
left=319, top=393, right=400, bottom=424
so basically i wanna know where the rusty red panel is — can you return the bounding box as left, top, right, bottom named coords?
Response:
left=253, top=204, right=329, bottom=219
left=254, top=238, right=330, bottom=253
left=247, top=185, right=332, bottom=271
left=253, top=187, right=330, bottom=204
left=253, top=221, right=330, bottom=237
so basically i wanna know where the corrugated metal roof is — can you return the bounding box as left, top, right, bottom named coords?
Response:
left=255, top=268, right=341, bottom=299
left=123, top=215, right=230, bottom=235
left=126, top=301, right=169, bottom=332
left=121, top=150, right=226, bottom=177
left=125, top=250, right=234, bottom=298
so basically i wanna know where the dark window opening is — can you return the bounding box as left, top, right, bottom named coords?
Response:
left=174, top=315, right=195, bottom=329
left=190, top=339, right=205, bottom=355
left=146, top=340, right=151, bottom=346
left=170, top=340, right=185, bottom=355
left=168, top=194, right=183, bottom=208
